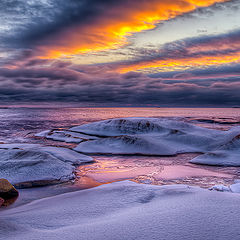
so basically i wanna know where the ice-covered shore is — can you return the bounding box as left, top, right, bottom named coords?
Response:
left=0, top=143, right=93, bottom=187
left=1, top=181, right=240, bottom=240
left=38, top=117, right=240, bottom=166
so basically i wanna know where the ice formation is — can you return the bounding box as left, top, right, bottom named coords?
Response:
left=36, top=118, right=240, bottom=166
left=190, top=137, right=240, bottom=166
left=35, top=130, right=98, bottom=143
left=72, top=118, right=240, bottom=157
left=0, top=143, right=93, bottom=187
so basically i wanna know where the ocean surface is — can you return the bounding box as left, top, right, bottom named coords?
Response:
left=1, top=107, right=240, bottom=143
left=1, top=107, right=240, bottom=202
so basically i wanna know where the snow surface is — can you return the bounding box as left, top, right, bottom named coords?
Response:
left=1, top=181, right=240, bottom=240
left=72, top=118, right=240, bottom=156
left=0, top=143, right=93, bottom=186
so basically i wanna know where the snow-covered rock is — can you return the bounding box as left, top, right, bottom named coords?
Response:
left=0, top=143, right=93, bottom=187
left=209, top=184, right=231, bottom=192
left=210, top=183, right=240, bottom=193
left=1, top=181, right=240, bottom=240
left=35, top=118, right=240, bottom=165
left=190, top=137, right=240, bottom=166
left=35, top=130, right=51, bottom=137
left=35, top=130, right=98, bottom=143
left=70, top=117, right=218, bottom=136
left=73, top=118, right=240, bottom=156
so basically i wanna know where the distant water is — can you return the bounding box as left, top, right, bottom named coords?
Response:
left=1, top=107, right=240, bottom=143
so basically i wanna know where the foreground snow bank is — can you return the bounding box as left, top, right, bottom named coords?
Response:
left=0, top=144, right=93, bottom=187
left=72, top=118, right=240, bottom=156
left=1, top=181, right=240, bottom=240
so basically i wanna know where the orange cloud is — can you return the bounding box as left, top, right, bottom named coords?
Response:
left=115, top=30, right=240, bottom=73
left=37, top=0, right=229, bottom=59
left=117, top=52, right=240, bottom=73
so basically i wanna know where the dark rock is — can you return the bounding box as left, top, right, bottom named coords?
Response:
left=0, top=179, right=19, bottom=206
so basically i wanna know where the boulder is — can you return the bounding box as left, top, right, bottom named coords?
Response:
left=0, top=179, right=19, bottom=206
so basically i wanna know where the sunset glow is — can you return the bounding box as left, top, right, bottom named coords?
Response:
left=0, top=0, right=240, bottom=106
left=35, top=0, right=229, bottom=59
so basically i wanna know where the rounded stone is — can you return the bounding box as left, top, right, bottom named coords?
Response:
left=0, top=179, right=19, bottom=206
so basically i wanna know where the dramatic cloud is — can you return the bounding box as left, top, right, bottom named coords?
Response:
left=0, top=0, right=239, bottom=106
left=116, top=29, right=240, bottom=73
left=0, top=0, right=230, bottom=59
left=0, top=61, right=240, bottom=106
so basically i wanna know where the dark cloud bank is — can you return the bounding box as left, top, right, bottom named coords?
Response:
left=0, top=0, right=240, bottom=106
left=1, top=62, right=240, bottom=106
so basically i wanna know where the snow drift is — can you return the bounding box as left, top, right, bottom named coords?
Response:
left=1, top=181, right=240, bottom=240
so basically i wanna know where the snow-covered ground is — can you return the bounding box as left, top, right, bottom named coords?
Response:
left=0, top=143, right=93, bottom=187
left=1, top=181, right=240, bottom=240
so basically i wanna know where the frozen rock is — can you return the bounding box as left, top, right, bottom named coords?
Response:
left=210, top=183, right=240, bottom=194
left=209, top=185, right=230, bottom=192
left=70, top=117, right=219, bottom=136
left=190, top=137, right=240, bottom=166
left=46, top=131, right=83, bottom=143
left=0, top=144, right=93, bottom=187
left=35, top=130, right=98, bottom=143
left=74, top=135, right=184, bottom=155
left=1, top=181, right=240, bottom=240
left=73, top=118, right=240, bottom=155
left=35, top=130, right=51, bottom=137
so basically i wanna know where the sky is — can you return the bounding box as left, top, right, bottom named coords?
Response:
left=0, top=0, right=240, bottom=106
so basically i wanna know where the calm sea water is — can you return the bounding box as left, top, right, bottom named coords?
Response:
left=1, top=107, right=240, bottom=143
